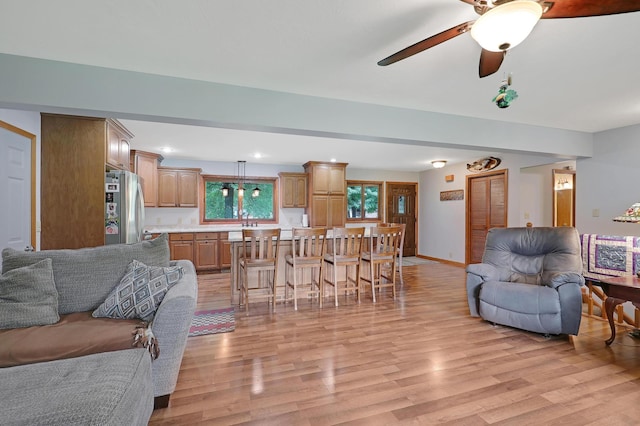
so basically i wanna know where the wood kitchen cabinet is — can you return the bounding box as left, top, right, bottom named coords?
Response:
left=279, top=172, right=307, bottom=208
left=157, top=167, right=201, bottom=207
left=303, top=161, right=348, bottom=228
left=106, top=120, right=133, bottom=171
left=219, top=233, right=232, bottom=269
left=40, top=114, right=136, bottom=249
left=130, top=150, right=163, bottom=207
left=169, top=233, right=194, bottom=263
left=171, top=232, right=231, bottom=271
left=194, top=233, right=219, bottom=270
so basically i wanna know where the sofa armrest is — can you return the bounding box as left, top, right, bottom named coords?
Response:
left=546, top=272, right=585, bottom=290
left=150, top=260, right=197, bottom=398
left=465, top=263, right=499, bottom=317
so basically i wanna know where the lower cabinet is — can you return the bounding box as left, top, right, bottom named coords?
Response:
left=220, top=235, right=232, bottom=269
left=170, top=232, right=231, bottom=272
left=169, top=233, right=194, bottom=263
left=195, top=233, right=219, bottom=271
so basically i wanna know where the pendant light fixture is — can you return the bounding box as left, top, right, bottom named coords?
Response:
left=237, top=160, right=246, bottom=197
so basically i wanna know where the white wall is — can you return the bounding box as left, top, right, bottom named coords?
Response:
left=520, top=160, right=575, bottom=228
left=0, top=109, right=41, bottom=249
left=418, top=153, right=571, bottom=263
left=576, top=123, right=640, bottom=236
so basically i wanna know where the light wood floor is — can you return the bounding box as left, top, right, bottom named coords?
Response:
left=149, top=263, right=640, bottom=425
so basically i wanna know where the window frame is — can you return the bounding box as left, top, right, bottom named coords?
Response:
left=346, top=180, right=383, bottom=222
left=200, top=174, right=279, bottom=224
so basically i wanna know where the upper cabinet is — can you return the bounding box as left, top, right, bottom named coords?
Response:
left=303, top=161, right=348, bottom=228
left=130, top=150, right=163, bottom=207
left=106, top=120, right=134, bottom=171
left=158, top=167, right=200, bottom=207
left=279, top=172, right=307, bottom=208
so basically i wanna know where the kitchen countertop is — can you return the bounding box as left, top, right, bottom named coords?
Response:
left=145, top=225, right=374, bottom=242
left=145, top=225, right=293, bottom=234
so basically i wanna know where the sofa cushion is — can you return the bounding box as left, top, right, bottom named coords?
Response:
left=1, top=234, right=170, bottom=315
left=0, top=349, right=153, bottom=426
left=480, top=281, right=561, bottom=315
left=93, top=260, right=184, bottom=321
left=0, top=311, right=143, bottom=368
left=0, top=258, right=59, bottom=329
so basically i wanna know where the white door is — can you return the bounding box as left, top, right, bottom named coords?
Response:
left=0, top=123, right=32, bottom=254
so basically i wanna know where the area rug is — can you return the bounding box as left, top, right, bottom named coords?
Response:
left=188, top=307, right=235, bottom=337
left=402, top=257, right=439, bottom=266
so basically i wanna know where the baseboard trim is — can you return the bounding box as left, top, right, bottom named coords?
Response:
left=416, top=255, right=465, bottom=268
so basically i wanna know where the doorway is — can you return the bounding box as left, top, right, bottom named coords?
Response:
left=466, top=169, right=508, bottom=264
left=0, top=120, right=36, bottom=252
left=552, top=169, right=576, bottom=227
left=386, top=182, right=417, bottom=257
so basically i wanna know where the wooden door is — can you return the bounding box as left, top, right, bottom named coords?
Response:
left=552, top=169, right=576, bottom=227
left=386, top=182, right=417, bottom=257
left=466, top=169, right=507, bottom=264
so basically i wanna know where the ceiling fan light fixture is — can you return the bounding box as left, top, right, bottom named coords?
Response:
left=470, top=0, right=543, bottom=52
left=431, top=160, right=447, bottom=169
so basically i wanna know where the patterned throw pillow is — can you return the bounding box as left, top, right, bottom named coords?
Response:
left=92, top=260, right=183, bottom=321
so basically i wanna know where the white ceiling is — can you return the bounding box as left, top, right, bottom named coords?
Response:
left=2, top=1, right=639, bottom=170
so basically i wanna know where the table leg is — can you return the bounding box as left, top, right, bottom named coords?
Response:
left=604, top=296, right=625, bottom=345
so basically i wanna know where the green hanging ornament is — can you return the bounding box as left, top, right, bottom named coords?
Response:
left=492, top=74, right=518, bottom=108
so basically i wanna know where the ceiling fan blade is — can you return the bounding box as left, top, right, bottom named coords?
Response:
left=479, top=49, right=505, bottom=78
left=541, top=0, right=640, bottom=19
left=378, top=21, right=474, bottom=66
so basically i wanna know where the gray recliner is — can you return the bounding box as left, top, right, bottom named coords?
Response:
left=466, top=227, right=585, bottom=335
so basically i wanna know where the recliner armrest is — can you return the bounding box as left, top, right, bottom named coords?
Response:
left=546, top=272, right=585, bottom=289
left=466, top=263, right=499, bottom=281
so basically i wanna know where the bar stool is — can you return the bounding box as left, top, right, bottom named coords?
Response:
left=379, top=222, right=406, bottom=284
left=238, top=228, right=281, bottom=313
left=361, top=225, right=402, bottom=302
left=323, top=227, right=365, bottom=307
left=285, top=227, right=327, bottom=310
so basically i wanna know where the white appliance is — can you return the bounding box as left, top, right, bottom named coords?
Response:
left=105, top=170, right=145, bottom=244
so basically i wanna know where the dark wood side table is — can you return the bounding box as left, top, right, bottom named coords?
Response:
left=599, top=276, right=640, bottom=345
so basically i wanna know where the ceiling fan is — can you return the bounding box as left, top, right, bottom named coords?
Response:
left=378, top=0, right=640, bottom=78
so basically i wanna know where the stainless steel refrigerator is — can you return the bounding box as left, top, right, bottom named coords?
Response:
left=105, top=170, right=145, bottom=245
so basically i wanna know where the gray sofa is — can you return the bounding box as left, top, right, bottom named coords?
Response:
left=466, top=227, right=585, bottom=335
left=0, top=234, right=197, bottom=424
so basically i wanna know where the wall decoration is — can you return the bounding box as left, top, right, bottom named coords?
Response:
left=445, top=174, right=454, bottom=182
left=440, top=189, right=464, bottom=201
left=467, top=156, right=501, bottom=173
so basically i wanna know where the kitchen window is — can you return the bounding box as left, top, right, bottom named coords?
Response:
left=346, top=181, right=382, bottom=221
left=201, top=175, right=278, bottom=224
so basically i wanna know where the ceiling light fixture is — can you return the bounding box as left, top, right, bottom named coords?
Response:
left=431, top=160, right=447, bottom=169
left=470, top=0, right=543, bottom=52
